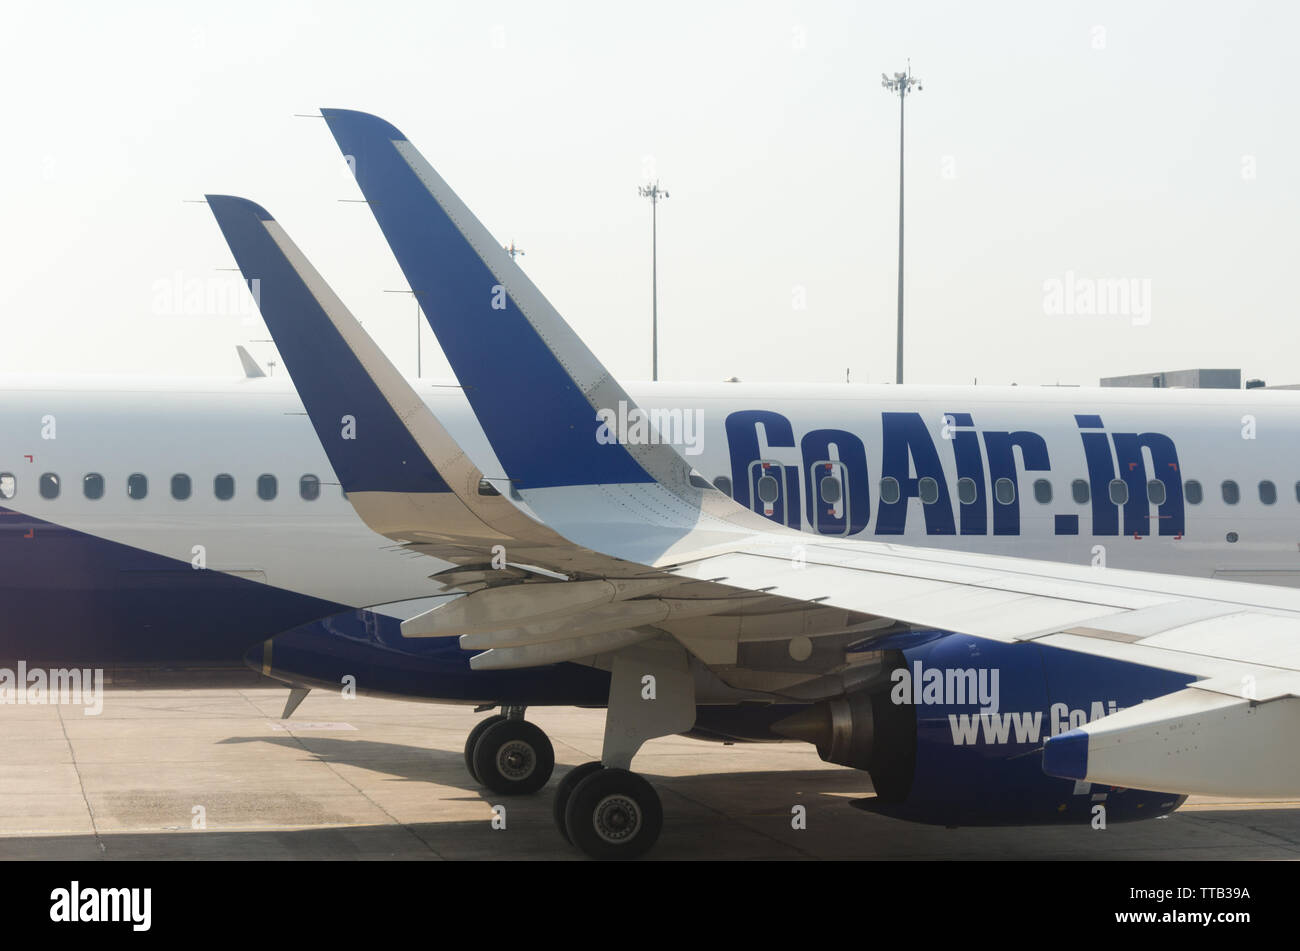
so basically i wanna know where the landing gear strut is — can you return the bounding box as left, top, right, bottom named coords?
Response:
left=464, top=706, right=555, bottom=795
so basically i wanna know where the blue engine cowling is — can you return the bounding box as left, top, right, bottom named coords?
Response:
left=827, top=633, right=1195, bottom=825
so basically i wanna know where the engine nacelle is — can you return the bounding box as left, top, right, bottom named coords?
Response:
left=777, top=633, right=1196, bottom=825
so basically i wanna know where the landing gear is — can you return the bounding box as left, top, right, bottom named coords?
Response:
left=469, top=716, right=555, bottom=795
left=551, top=638, right=695, bottom=859
left=563, top=767, right=663, bottom=859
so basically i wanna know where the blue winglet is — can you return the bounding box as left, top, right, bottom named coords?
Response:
left=319, top=109, right=654, bottom=490
left=205, top=194, right=449, bottom=495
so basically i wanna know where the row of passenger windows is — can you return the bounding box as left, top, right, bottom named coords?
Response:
left=727, top=473, right=1296, bottom=508
left=879, top=477, right=1293, bottom=507
left=0, top=472, right=328, bottom=502
left=4, top=469, right=1292, bottom=508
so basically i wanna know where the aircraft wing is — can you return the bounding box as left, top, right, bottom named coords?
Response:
left=304, top=108, right=1300, bottom=798
left=208, top=112, right=1300, bottom=799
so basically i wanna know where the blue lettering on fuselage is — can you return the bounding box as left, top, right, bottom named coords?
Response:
left=722, top=410, right=1185, bottom=540
left=877, top=413, right=954, bottom=535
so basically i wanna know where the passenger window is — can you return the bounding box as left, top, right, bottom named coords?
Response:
left=994, top=478, right=1015, bottom=504
left=39, top=473, right=60, bottom=500
left=1185, top=480, right=1203, bottom=504
left=918, top=477, right=939, bottom=504
left=1108, top=479, right=1128, bottom=505
left=688, top=472, right=710, bottom=489
left=172, top=474, right=191, bottom=500
left=712, top=476, right=733, bottom=498
left=214, top=474, right=235, bottom=500
left=83, top=473, right=104, bottom=500
left=300, top=475, right=321, bottom=500
left=1033, top=479, right=1051, bottom=504
left=475, top=478, right=499, bottom=497
left=257, top=474, right=277, bottom=501
left=0, top=473, right=13, bottom=500
left=1260, top=480, right=1277, bottom=505
left=127, top=473, right=148, bottom=500
left=956, top=477, right=977, bottom=505
left=820, top=475, right=843, bottom=504
left=1071, top=479, right=1089, bottom=504
left=1222, top=480, right=1240, bottom=505
left=756, top=475, right=780, bottom=505
left=879, top=477, right=900, bottom=504
left=1146, top=479, right=1166, bottom=505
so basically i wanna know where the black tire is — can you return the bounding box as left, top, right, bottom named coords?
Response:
left=552, top=761, right=605, bottom=843
left=463, top=714, right=506, bottom=785
left=471, top=718, right=555, bottom=795
left=563, top=768, right=663, bottom=859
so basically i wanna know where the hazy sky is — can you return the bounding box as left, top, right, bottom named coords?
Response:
left=1, top=0, right=1296, bottom=388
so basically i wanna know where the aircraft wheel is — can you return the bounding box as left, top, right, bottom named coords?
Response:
left=471, top=718, right=555, bottom=795
left=552, top=761, right=605, bottom=843
left=563, top=768, right=663, bottom=859
left=463, top=714, right=506, bottom=785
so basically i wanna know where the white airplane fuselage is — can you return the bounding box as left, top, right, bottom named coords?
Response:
left=1, top=375, right=1297, bottom=665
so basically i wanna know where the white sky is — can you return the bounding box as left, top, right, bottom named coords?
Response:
left=1, top=0, right=1296, bottom=388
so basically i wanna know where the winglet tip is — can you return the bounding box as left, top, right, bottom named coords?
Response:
left=205, top=194, right=275, bottom=222
left=319, top=108, right=408, bottom=143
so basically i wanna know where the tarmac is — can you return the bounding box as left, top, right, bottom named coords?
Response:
left=2, top=681, right=1298, bottom=861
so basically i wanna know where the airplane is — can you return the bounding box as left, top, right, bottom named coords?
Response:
left=2, top=110, right=1298, bottom=857
left=175, top=108, right=1300, bottom=858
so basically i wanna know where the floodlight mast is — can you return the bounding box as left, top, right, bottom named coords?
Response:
left=638, top=180, right=669, bottom=381
left=881, top=63, right=922, bottom=384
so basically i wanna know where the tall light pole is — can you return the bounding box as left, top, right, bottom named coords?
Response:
left=881, top=63, right=922, bottom=384
left=638, top=180, right=669, bottom=381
